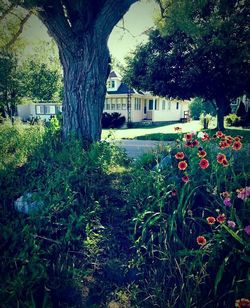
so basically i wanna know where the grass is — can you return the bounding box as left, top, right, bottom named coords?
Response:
left=135, top=127, right=250, bottom=142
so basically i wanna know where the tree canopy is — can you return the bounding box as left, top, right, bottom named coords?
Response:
left=124, top=0, right=250, bottom=129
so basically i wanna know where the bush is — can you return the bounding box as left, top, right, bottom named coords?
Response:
left=200, top=113, right=213, bottom=129
left=102, top=112, right=126, bottom=129
left=225, top=113, right=241, bottom=126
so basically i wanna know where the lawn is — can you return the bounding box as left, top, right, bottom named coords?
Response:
left=101, top=120, right=204, bottom=140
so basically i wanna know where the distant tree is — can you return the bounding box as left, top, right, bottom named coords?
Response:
left=19, top=60, right=62, bottom=102
left=124, top=0, right=250, bottom=130
left=0, top=50, right=20, bottom=118
left=189, top=97, right=216, bottom=120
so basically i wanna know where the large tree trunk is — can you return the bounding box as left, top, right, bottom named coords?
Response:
left=216, top=96, right=227, bottom=131
left=59, top=34, right=110, bottom=143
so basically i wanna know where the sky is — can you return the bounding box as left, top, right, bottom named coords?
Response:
left=20, top=1, right=158, bottom=65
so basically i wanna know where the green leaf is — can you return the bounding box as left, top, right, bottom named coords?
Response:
left=221, top=224, right=244, bottom=245
left=214, top=255, right=230, bottom=295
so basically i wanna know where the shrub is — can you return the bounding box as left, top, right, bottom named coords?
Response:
left=200, top=113, right=213, bottom=129
left=102, top=112, right=126, bottom=129
left=225, top=113, right=240, bottom=126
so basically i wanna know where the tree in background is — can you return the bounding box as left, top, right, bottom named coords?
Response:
left=2, top=0, right=138, bottom=144
left=19, top=41, right=63, bottom=102
left=124, top=0, right=250, bottom=130
left=0, top=50, right=20, bottom=118
left=189, top=97, right=216, bottom=120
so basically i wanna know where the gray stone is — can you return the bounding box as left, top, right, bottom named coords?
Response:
left=14, top=193, right=44, bottom=214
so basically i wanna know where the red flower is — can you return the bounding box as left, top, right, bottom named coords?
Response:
left=198, top=150, right=207, bottom=158
left=175, top=152, right=185, bottom=160
left=178, top=161, right=188, bottom=170
left=196, top=236, right=207, bottom=246
left=207, top=216, right=216, bottom=225
left=217, top=153, right=226, bottom=164
left=222, top=159, right=229, bottom=167
left=199, top=159, right=209, bottom=169
left=221, top=191, right=230, bottom=198
left=216, top=131, right=223, bottom=138
left=202, top=133, right=210, bottom=141
left=171, top=190, right=177, bottom=197
left=234, top=136, right=243, bottom=142
left=185, top=133, right=193, bottom=141
left=219, top=141, right=227, bottom=149
left=233, top=141, right=242, bottom=151
left=216, top=214, right=226, bottom=223
left=182, top=175, right=189, bottom=183
left=192, top=140, right=199, bottom=147
left=185, top=141, right=192, bottom=147
left=235, top=298, right=250, bottom=308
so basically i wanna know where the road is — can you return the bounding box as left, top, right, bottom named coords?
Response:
left=112, top=139, right=171, bottom=158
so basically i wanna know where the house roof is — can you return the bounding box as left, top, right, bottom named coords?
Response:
left=107, top=82, right=145, bottom=95
left=109, top=71, right=118, bottom=78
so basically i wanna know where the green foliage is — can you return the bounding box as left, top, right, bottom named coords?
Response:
left=0, top=121, right=129, bottom=307
left=124, top=0, right=250, bottom=129
left=189, top=97, right=216, bottom=120
left=101, top=112, right=126, bottom=129
left=225, top=114, right=241, bottom=127
left=200, top=113, right=213, bottom=129
left=127, top=130, right=250, bottom=307
left=0, top=49, right=20, bottom=117
left=19, top=60, right=62, bottom=102
left=1, top=121, right=250, bottom=307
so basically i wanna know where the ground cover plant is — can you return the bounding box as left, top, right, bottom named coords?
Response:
left=0, top=120, right=250, bottom=307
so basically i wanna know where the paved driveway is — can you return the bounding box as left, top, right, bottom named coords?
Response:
left=112, top=139, right=171, bottom=158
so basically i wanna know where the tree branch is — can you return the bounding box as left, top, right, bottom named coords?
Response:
left=37, top=0, right=74, bottom=52
left=95, top=0, right=138, bottom=38
left=5, top=10, right=32, bottom=49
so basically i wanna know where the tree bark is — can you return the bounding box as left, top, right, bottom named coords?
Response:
left=59, top=33, right=110, bottom=143
left=216, top=96, right=227, bottom=131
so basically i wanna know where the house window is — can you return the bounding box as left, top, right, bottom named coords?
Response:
left=176, top=102, right=179, bottom=110
left=134, top=98, right=141, bottom=110
left=162, top=100, right=166, bottom=110
left=111, top=80, right=115, bottom=88
left=121, top=98, right=127, bottom=110
left=116, top=98, right=121, bottom=110
left=36, top=105, right=44, bottom=114
left=149, top=99, right=154, bottom=110
left=111, top=99, right=116, bottom=110
left=107, top=80, right=111, bottom=88
left=168, top=101, right=171, bottom=110
left=155, top=99, right=159, bottom=110
left=105, top=98, right=110, bottom=110
left=44, top=105, right=56, bottom=114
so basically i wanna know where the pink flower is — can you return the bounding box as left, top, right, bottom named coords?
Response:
left=227, top=220, right=236, bottom=228
left=244, top=225, right=250, bottom=235
left=246, top=187, right=250, bottom=197
left=223, top=197, right=232, bottom=207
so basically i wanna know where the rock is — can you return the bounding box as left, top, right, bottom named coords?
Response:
left=14, top=193, right=44, bottom=214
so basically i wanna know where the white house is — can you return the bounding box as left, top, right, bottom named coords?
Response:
left=17, top=71, right=190, bottom=123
